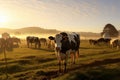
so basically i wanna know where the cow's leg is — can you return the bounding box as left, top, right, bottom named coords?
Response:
left=39, top=41, right=41, bottom=48
left=71, top=52, right=75, bottom=64
left=73, top=53, right=75, bottom=64
left=31, top=43, right=32, bottom=48
left=70, top=53, right=73, bottom=64
left=59, top=60, right=62, bottom=73
left=116, top=44, right=120, bottom=50
left=76, top=50, right=79, bottom=58
left=35, top=42, right=37, bottom=49
left=75, top=50, right=79, bottom=63
left=38, top=43, right=40, bottom=48
left=64, top=57, right=67, bottom=73
left=27, top=42, right=29, bottom=48
left=64, top=61, right=67, bottom=72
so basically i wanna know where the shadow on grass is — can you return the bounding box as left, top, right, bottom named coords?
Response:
left=63, top=68, right=120, bottom=80
left=80, top=50, right=120, bottom=58
left=35, top=57, right=56, bottom=64
left=21, top=55, right=56, bottom=64
left=0, top=64, right=25, bottom=74
left=80, top=47, right=106, bottom=49
left=30, top=47, right=55, bottom=52
left=81, top=58, right=120, bottom=67
left=57, top=58, right=120, bottom=80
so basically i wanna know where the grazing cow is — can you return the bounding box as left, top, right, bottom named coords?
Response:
left=110, top=39, right=120, bottom=49
left=11, top=37, right=21, bottom=46
left=39, top=38, right=47, bottom=46
left=95, top=38, right=111, bottom=46
left=89, top=39, right=98, bottom=45
left=26, top=36, right=41, bottom=48
left=48, top=36, right=55, bottom=40
left=48, top=36, right=55, bottom=49
left=52, top=32, right=80, bottom=72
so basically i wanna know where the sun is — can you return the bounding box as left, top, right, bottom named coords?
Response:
left=0, top=16, right=7, bottom=23
left=0, top=10, right=10, bottom=23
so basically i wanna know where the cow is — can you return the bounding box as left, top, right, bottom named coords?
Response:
left=39, top=38, right=47, bottom=46
left=48, top=36, right=55, bottom=49
left=52, top=32, right=80, bottom=72
left=89, top=39, right=98, bottom=45
left=97, top=38, right=111, bottom=45
left=26, top=36, right=41, bottom=48
left=110, top=39, right=120, bottom=49
left=48, top=36, right=55, bottom=40
left=11, top=37, right=21, bottom=46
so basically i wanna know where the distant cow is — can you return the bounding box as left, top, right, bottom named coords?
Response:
left=11, top=37, right=21, bottom=46
left=26, top=36, right=41, bottom=48
left=48, top=36, right=55, bottom=40
left=39, top=38, right=47, bottom=46
left=97, top=38, right=111, bottom=45
left=110, top=39, right=120, bottom=49
left=48, top=36, right=55, bottom=49
left=51, top=32, right=80, bottom=72
left=89, top=39, right=98, bottom=45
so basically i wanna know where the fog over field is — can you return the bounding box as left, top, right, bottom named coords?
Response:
left=0, top=27, right=101, bottom=40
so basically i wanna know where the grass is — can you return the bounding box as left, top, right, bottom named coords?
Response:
left=0, top=40, right=120, bottom=80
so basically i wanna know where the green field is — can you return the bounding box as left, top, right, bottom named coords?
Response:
left=0, top=40, right=120, bottom=80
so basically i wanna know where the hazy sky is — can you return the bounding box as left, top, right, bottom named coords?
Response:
left=0, top=0, right=120, bottom=32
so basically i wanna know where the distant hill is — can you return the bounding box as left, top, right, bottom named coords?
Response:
left=13, top=27, right=60, bottom=34
left=0, top=28, right=12, bottom=33
left=0, top=27, right=101, bottom=37
left=0, top=27, right=60, bottom=34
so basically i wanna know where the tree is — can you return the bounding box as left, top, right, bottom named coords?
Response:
left=101, top=24, right=119, bottom=37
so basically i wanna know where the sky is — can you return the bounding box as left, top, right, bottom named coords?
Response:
left=0, top=0, right=120, bottom=33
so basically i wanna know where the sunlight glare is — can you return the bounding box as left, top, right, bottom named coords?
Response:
left=0, top=10, right=10, bottom=23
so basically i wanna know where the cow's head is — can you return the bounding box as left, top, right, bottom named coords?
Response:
left=54, top=32, right=70, bottom=53
left=54, top=34, right=62, bottom=52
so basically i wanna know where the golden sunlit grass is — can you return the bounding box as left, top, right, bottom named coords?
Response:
left=0, top=40, right=120, bottom=80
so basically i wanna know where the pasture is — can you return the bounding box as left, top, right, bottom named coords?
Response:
left=0, top=40, right=120, bottom=80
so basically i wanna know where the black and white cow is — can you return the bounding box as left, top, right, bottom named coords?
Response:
left=26, top=36, right=41, bottom=48
left=52, top=32, right=80, bottom=72
left=110, top=39, right=120, bottom=49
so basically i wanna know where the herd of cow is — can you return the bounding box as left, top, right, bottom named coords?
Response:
left=89, top=38, right=120, bottom=49
left=0, top=32, right=120, bottom=73
left=26, top=32, right=120, bottom=72
left=26, top=36, right=54, bottom=49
